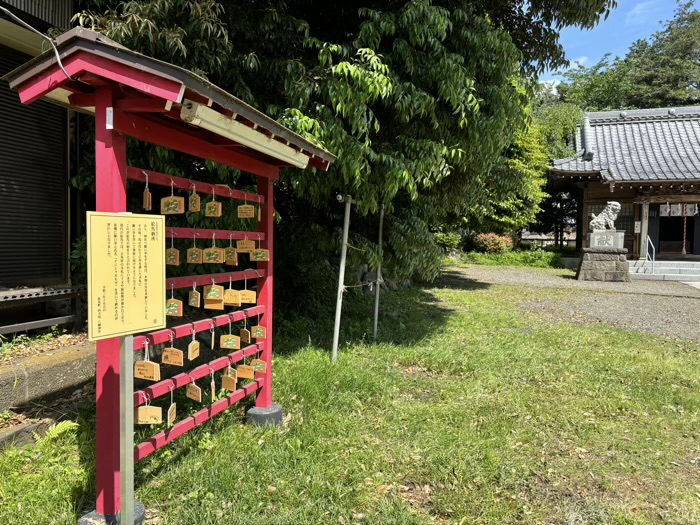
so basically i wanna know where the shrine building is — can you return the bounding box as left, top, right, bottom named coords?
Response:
left=550, top=106, right=700, bottom=260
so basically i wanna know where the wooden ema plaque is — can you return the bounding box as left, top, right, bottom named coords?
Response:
left=223, top=289, right=241, bottom=306
left=161, top=196, right=185, bottom=214
left=189, top=193, right=201, bottom=212
left=143, top=189, right=152, bottom=211
left=166, top=248, right=180, bottom=266
left=236, top=239, right=255, bottom=253
left=252, top=325, right=266, bottom=339
left=166, top=298, right=183, bottom=317
left=135, top=405, right=162, bottom=425
left=187, top=248, right=203, bottom=264
left=167, top=403, right=176, bottom=427
left=134, top=360, right=160, bottom=382
left=240, top=328, right=251, bottom=344
left=251, top=359, right=267, bottom=373
left=186, top=383, right=202, bottom=402
left=251, top=249, right=270, bottom=262
left=220, top=335, right=241, bottom=350
left=240, top=290, right=256, bottom=304
left=205, top=201, right=222, bottom=217
left=237, top=365, right=255, bottom=379
left=204, top=285, right=224, bottom=310
left=162, top=347, right=184, bottom=366
left=203, top=247, right=225, bottom=264
left=222, top=370, right=237, bottom=391
left=189, top=290, right=201, bottom=307
left=188, top=340, right=200, bottom=360
left=225, top=247, right=238, bottom=266
left=237, top=204, right=256, bottom=219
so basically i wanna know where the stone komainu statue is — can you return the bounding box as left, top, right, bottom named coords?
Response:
left=589, top=201, right=621, bottom=231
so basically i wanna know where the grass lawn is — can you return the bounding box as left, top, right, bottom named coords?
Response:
left=1, top=279, right=699, bottom=524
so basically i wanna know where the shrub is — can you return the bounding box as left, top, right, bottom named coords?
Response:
left=474, top=233, right=513, bottom=254
left=462, top=249, right=563, bottom=268
left=434, top=231, right=462, bottom=253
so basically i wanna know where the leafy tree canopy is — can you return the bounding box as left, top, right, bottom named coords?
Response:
left=73, top=0, right=614, bottom=292
left=559, top=1, right=700, bottom=110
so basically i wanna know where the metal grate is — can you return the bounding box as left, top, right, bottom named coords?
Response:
left=3, top=0, right=72, bottom=28
left=0, top=44, right=68, bottom=286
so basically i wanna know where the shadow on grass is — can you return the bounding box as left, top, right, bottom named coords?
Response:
left=274, top=280, right=479, bottom=356
left=438, top=270, right=493, bottom=292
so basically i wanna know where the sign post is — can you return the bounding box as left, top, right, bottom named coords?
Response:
left=87, top=211, right=165, bottom=523
left=119, top=335, right=134, bottom=525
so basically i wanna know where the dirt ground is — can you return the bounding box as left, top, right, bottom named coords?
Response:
left=444, top=265, right=700, bottom=344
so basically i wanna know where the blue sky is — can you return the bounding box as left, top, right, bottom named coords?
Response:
left=541, top=0, right=679, bottom=82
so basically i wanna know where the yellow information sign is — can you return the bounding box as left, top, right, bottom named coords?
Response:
left=87, top=212, right=166, bottom=341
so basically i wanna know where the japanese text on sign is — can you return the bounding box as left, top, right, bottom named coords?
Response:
left=87, top=212, right=166, bottom=341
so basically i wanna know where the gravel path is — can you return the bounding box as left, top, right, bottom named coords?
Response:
left=443, top=265, right=700, bottom=343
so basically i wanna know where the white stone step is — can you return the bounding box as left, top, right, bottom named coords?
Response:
left=630, top=272, right=700, bottom=282
left=629, top=260, right=700, bottom=269
left=630, top=266, right=700, bottom=275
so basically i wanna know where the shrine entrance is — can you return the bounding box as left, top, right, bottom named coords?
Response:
left=659, top=216, right=694, bottom=254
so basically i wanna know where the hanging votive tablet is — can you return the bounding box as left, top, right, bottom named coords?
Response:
left=166, top=298, right=183, bottom=317
left=237, top=204, right=256, bottom=219
left=251, top=359, right=267, bottom=373
left=166, top=248, right=180, bottom=266
left=189, top=192, right=201, bottom=212
left=223, top=289, right=241, bottom=306
left=189, top=289, right=201, bottom=308
left=187, top=247, right=203, bottom=264
left=188, top=339, right=200, bottom=360
left=161, top=196, right=185, bottom=214
left=240, top=328, right=251, bottom=344
left=186, top=383, right=202, bottom=402
left=205, top=201, right=222, bottom=217
left=225, top=247, right=238, bottom=266
left=251, top=249, right=270, bottom=262
left=222, top=368, right=237, bottom=391
left=135, top=405, right=162, bottom=425
left=134, top=360, right=160, bottom=381
left=203, top=285, right=224, bottom=310
left=162, top=347, right=184, bottom=367
left=240, top=290, right=257, bottom=304
left=167, top=402, right=176, bottom=427
left=237, top=364, right=255, bottom=379
left=236, top=239, right=256, bottom=253
left=143, top=188, right=152, bottom=211
left=252, top=325, right=266, bottom=339
left=203, top=247, right=225, bottom=264
left=220, top=335, right=241, bottom=350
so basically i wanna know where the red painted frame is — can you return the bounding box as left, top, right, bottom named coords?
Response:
left=91, top=91, right=276, bottom=517
left=11, top=44, right=289, bottom=520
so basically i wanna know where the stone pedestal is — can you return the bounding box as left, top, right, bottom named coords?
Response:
left=588, top=230, right=625, bottom=249
left=576, top=247, right=630, bottom=282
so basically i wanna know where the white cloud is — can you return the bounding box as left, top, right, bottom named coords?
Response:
left=572, top=56, right=589, bottom=67
left=626, top=1, right=659, bottom=26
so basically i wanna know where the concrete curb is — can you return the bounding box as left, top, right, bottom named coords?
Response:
left=0, top=342, right=96, bottom=413
left=0, top=419, right=54, bottom=449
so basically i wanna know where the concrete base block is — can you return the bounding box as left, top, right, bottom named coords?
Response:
left=246, top=403, right=283, bottom=427
left=77, top=503, right=146, bottom=525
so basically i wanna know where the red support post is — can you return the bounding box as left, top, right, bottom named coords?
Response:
left=94, top=87, right=126, bottom=518
left=256, top=174, right=275, bottom=408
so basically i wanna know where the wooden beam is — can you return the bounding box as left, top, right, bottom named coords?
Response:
left=113, top=110, right=280, bottom=180
left=114, top=98, right=172, bottom=113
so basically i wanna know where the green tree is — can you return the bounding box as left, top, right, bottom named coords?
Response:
left=558, top=1, right=700, bottom=110
left=73, top=0, right=615, bottom=299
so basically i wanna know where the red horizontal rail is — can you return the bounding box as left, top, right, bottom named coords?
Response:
left=166, top=268, right=264, bottom=291
left=134, top=342, right=263, bottom=406
left=134, top=379, right=263, bottom=462
left=127, top=166, right=264, bottom=203
left=168, top=227, right=264, bottom=242
left=134, top=305, right=265, bottom=349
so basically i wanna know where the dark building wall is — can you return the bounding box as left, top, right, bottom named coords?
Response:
left=0, top=44, right=68, bottom=286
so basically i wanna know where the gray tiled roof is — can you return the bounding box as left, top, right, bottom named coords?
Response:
left=551, top=106, right=700, bottom=182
